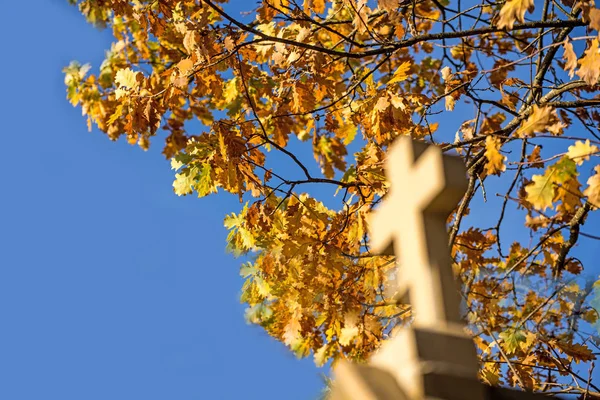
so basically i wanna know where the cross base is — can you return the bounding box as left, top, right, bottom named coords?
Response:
left=369, top=325, right=484, bottom=400
left=332, top=363, right=549, bottom=400
left=332, top=326, right=551, bottom=400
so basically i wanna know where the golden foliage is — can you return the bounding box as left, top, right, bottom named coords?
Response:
left=65, top=0, right=600, bottom=392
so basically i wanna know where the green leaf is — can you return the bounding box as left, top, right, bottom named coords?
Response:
left=196, top=163, right=216, bottom=197
left=499, top=329, right=526, bottom=355
left=240, top=262, right=256, bottom=278
left=551, top=156, right=577, bottom=184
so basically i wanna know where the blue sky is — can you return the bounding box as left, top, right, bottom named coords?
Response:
left=1, top=2, right=600, bottom=400
left=0, top=2, right=323, bottom=399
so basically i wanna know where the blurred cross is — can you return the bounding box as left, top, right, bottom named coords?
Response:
left=369, top=136, right=467, bottom=329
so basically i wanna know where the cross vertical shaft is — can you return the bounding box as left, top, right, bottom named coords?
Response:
left=369, top=137, right=468, bottom=329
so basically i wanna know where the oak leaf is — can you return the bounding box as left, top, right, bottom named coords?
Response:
left=387, top=61, right=412, bottom=85
left=303, top=0, right=325, bottom=14
left=339, top=325, right=359, bottom=346
left=497, top=0, right=534, bottom=30
left=196, top=163, right=217, bottom=197
left=553, top=341, right=596, bottom=363
left=499, top=329, right=526, bottom=355
left=283, top=313, right=302, bottom=346
left=516, top=105, right=554, bottom=137
left=567, top=139, right=598, bottom=165
left=577, top=39, right=600, bottom=86
left=525, top=173, right=555, bottom=211
left=562, top=39, right=577, bottom=78
left=589, top=8, right=600, bottom=31
left=173, top=170, right=195, bottom=196
left=484, top=135, right=506, bottom=176
left=115, top=67, right=139, bottom=90
left=378, top=0, right=398, bottom=11
left=584, top=165, right=600, bottom=208
left=177, top=58, right=194, bottom=76
left=313, top=344, right=330, bottom=367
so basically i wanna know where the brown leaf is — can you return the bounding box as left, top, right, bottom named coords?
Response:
left=553, top=340, right=596, bottom=363
left=577, top=39, right=600, bottom=86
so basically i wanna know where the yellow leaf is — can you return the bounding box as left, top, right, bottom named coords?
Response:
left=567, top=139, right=598, bottom=165
left=484, top=135, right=506, bottom=176
left=303, top=0, right=325, bottom=14
left=584, top=165, right=600, bottom=208
left=223, top=77, right=238, bottom=104
left=314, top=344, right=330, bottom=367
left=556, top=177, right=582, bottom=214
left=388, top=61, right=412, bottom=85
left=177, top=58, right=194, bottom=76
left=338, top=311, right=359, bottom=346
left=312, top=0, right=325, bottom=14
left=445, top=94, right=456, bottom=111
left=497, top=0, right=534, bottom=30
left=525, top=173, right=555, bottom=211
left=441, top=66, right=452, bottom=81
left=115, top=67, right=139, bottom=90
left=114, top=88, right=129, bottom=100
left=283, top=313, right=302, bottom=346
left=577, top=39, right=600, bottom=86
left=373, top=96, right=390, bottom=113
left=173, top=170, right=195, bottom=196
left=254, top=276, right=271, bottom=298
left=353, top=0, right=370, bottom=34
left=271, top=0, right=290, bottom=9
left=480, top=367, right=500, bottom=386
left=562, top=39, right=577, bottom=78
left=339, top=121, right=357, bottom=145
left=170, top=158, right=184, bottom=171
left=516, top=105, right=553, bottom=137
left=107, top=103, right=124, bottom=125
left=338, top=325, right=359, bottom=346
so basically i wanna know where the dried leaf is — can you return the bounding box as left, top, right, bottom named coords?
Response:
left=577, top=39, right=600, bottom=86
left=497, top=0, right=534, bottom=30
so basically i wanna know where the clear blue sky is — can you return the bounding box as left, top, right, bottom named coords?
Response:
left=0, top=2, right=323, bottom=399
left=1, top=2, right=600, bottom=400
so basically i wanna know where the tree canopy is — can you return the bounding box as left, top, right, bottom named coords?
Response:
left=66, top=0, right=600, bottom=395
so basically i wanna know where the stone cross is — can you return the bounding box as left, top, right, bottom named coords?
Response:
left=369, top=136, right=468, bottom=330
left=331, top=137, right=549, bottom=400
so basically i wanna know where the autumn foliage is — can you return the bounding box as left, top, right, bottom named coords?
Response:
left=66, top=0, right=600, bottom=395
